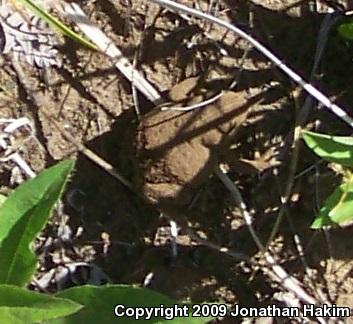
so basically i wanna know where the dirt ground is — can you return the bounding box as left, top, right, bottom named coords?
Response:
left=2, top=0, right=353, bottom=323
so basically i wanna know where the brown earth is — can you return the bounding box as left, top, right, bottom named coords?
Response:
left=2, top=0, right=353, bottom=323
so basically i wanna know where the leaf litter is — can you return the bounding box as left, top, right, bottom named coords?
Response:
left=1, top=0, right=353, bottom=321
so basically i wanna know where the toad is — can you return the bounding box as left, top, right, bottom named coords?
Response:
left=131, top=77, right=263, bottom=209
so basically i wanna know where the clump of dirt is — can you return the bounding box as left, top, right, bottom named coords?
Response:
left=3, top=0, right=353, bottom=322
left=130, top=76, right=266, bottom=209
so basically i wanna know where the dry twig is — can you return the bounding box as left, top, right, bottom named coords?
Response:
left=215, top=165, right=327, bottom=324
left=152, top=0, right=353, bottom=129
left=62, top=3, right=162, bottom=104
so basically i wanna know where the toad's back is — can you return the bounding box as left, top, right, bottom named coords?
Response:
left=134, top=90, right=252, bottom=207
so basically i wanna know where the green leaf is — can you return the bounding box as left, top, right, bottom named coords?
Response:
left=0, top=160, right=75, bottom=286
left=302, top=130, right=353, bottom=167
left=0, top=284, right=81, bottom=324
left=51, top=285, right=210, bottom=324
left=0, top=194, right=7, bottom=207
left=17, top=0, right=98, bottom=51
left=338, top=21, right=353, bottom=41
left=311, top=179, right=353, bottom=228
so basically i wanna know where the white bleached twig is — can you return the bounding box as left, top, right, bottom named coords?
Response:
left=161, top=92, right=222, bottom=111
left=169, top=220, right=178, bottom=257
left=3, top=117, right=32, bottom=133
left=0, top=117, right=36, bottom=179
left=214, top=165, right=327, bottom=324
left=152, top=0, right=353, bottom=129
left=7, top=152, right=36, bottom=178
left=62, top=3, right=162, bottom=104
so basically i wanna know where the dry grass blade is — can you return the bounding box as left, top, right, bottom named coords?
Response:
left=62, top=3, right=162, bottom=104
left=214, top=165, right=327, bottom=324
left=265, top=14, right=340, bottom=252
left=152, top=0, right=353, bottom=129
left=14, top=0, right=97, bottom=51
left=10, top=59, right=136, bottom=194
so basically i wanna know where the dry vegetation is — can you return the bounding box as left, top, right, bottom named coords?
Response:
left=2, top=0, right=353, bottom=322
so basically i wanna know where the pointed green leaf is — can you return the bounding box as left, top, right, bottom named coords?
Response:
left=302, top=130, right=353, bottom=167
left=51, top=285, right=210, bottom=324
left=0, top=160, right=75, bottom=286
left=17, top=0, right=98, bottom=51
left=0, top=284, right=82, bottom=324
left=311, top=179, right=353, bottom=228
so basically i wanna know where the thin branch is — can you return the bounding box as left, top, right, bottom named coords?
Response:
left=161, top=92, right=222, bottom=111
left=152, top=0, right=353, bottom=129
left=62, top=3, right=162, bottom=104
left=185, top=227, right=251, bottom=262
left=11, top=60, right=136, bottom=194
left=266, top=13, right=338, bottom=249
left=214, top=164, right=327, bottom=324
